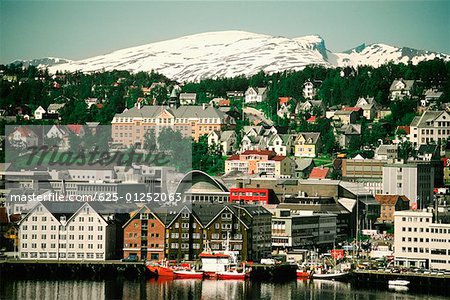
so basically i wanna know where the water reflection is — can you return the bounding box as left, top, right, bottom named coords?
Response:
left=1, top=278, right=447, bottom=300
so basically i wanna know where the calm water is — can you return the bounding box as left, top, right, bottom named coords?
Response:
left=0, top=278, right=447, bottom=300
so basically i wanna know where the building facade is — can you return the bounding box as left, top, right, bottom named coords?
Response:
left=394, top=210, right=450, bottom=270
left=112, top=105, right=230, bottom=146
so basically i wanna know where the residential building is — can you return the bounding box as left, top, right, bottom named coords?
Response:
left=267, top=134, right=294, bottom=156
left=394, top=210, right=450, bottom=270
left=47, top=103, right=66, bottom=114
left=409, top=110, right=450, bottom=147
left=294, top=158, right=315, bottom=179
left=335, top=124, right=362, bottom=148
left=309, top=167, right=331, bottom=180
left=374, top=195, right=410, bottom=223
left=303, top=81, right=316, bottom=100
left=111, top=105, right=231, bottom=146
left=225, top=150, right=295, bottom=177
left=226, top=91, right=245, bottom=99
left=421, top=88, right=443, bottom=107
left=389, top=79, right=416, bottom=100
left=34, top=106, right=46, bottom=120
left=18, top=201, right=129, bottom=260
left=295, top=100, right=325, bottom=115
left=374, top=145, right=398, bottom=160
left=332, top=110, right=358, bottom=125
left=122, top=205, right=165, bottom=260
left=207, top=130, right=237, bottom=155
left=245, top=87, right=267, bottom=103
left=382, top=161, right=434, bottom=208
left=85, top=98, right=99, bottom=109
left=179, top=93, right=197, bottom=105
left=7, top=126, right=38, bottom=148
left=293, top=132, right=321, bottom=158
left=355, top=97, right=379, bottom=120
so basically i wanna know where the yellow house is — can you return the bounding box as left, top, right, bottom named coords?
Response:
left=294, top=132, right=321, bottom=158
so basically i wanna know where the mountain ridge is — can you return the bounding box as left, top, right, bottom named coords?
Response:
left=10, top=31, right=448, bottom=82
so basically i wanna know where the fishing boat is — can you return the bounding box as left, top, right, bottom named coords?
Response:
left=200, top=236, right=242, bottom=278
left=388, top=280, right=410, bottom=286
left=311, top=269, right=349, bottom=280
left=174, top=269, right=204, bottom=279
left=217, top=265, right=250, bottom=280
left=146, top=260, right=175, bottom=277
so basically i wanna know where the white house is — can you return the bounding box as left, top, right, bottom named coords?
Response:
left=245, top=87, right=267, bottom=103
left=47, top=103, right=66, bottom=114
left=7, top=126, right=39, bottom=148
left=19, top=201, right=122, bottom=261
left=389, top=79, right=415, bottom=101
left=303, top=81, right=316, bottom=100
left=409, top=110, right=450, bottom=147
left=85, top=98, right=99, bottom=109
left=179, top=93, right=197, bottom=105
left=34, top=106, right=46, bottom=120
left=207, top=130, right=237, bottom=155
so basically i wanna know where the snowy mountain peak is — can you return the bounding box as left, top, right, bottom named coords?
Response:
left=40, top=31, right=449, bottom=82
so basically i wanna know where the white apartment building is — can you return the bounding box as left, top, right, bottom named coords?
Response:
left=409, top=110, right=450, bottom=147
left=382, top=161, right=434, bottom=208
left=19, top=201, right=119, bottom=260
left=394, top=210, right=450, bottom=270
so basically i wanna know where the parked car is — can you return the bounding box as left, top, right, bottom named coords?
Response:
left=121, top=254, right=138, bottom=262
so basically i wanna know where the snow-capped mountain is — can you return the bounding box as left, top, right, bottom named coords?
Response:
left=43, top=31, right=450, bottom=82
left=10, top=57, right=72, bottom=69
left=334, top=43, right=449, bottom=68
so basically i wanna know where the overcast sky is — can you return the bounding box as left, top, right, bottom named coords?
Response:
left=1, top=1, right=449, bottom=64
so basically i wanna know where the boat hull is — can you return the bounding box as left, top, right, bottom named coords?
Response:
left=312, top=272, right=349, bottom=280
left=296, top=271, right=311, bottom=278
left=216, top=272, right=248, bottom=280
left=388, top=280, right=410, bottom=286
left=174, top=271, right=204, bottom=279
left=146, top=265, right=174, bottom=277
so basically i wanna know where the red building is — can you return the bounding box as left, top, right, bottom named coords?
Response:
left=229, top=188, right=277, bottom=205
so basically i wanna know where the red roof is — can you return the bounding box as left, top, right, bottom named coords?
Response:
left=307, top=116, right=316, bottom=122
left=227, top=155, right=240, bottom=160
left=241, top=150, right=276, bottom=156
left=396, top=126, right=410, bottom=135
left=279, top=97, right=291, bottom=105
left=342, top=107, right=361, bottom=112
left=219, top=99, right=230, bottom=106
left=96, top=103, right=103, bottom=109
left=309, top=167, right=330, bottom=179
left=67, top=124, right=83, bottom=135
left=272, top=156, right=287, bottom=161
left=199, top=252, right=230, bottom=258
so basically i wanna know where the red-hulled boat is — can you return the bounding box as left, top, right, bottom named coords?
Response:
left=296, top=270, right=311, bottom=278
left=146, top=260, right=175, bottom=277
left=216, top=269, right=249, bottom=280
left=173, top=269, right=204, bottom=279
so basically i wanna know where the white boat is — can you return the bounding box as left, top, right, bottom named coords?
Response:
left=388, top=280, right=410, bottom=286
left=312, top=270, right=350, bottom=280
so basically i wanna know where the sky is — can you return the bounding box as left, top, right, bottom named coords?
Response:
left=0, top=1, right=449, bottom=64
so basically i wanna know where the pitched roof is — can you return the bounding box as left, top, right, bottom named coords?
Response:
left=66, top=124, right=83, bottom=135
left=390, top=79, right=415, bottom=91
left=342, top=107, right=362, bottom=112
left=309, top=167, right=330, bottom=179
left=47, top=103, right=65, bottom=111
left=396, top=126, right=410, bottom=135
left=115, top=105, right=226, bottom=119
left=296, top=132, right=321, bottom=144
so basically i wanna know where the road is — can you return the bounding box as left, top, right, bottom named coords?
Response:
left=243, top=107, right=274, bottom=126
